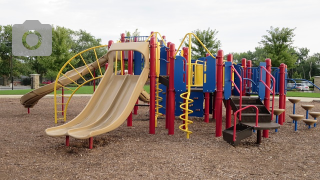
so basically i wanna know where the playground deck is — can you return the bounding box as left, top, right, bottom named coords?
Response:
left=1, top=96, right=320, bottom=179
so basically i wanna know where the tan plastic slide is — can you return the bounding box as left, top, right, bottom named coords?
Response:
left=20, top=57, right=108, bottom=108
left=46, top=42, right=149, bottom=139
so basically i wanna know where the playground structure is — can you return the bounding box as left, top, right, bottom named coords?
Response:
left=21, top=31, right=320, bottom=148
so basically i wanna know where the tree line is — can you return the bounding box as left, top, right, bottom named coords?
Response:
left=0, top=25, right=107, bottom=85
left=187, top=27, right=320, bottom=80
left=1, top=25, right=319, bottom=85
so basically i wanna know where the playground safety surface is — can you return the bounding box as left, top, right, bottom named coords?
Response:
left=1, top=96, right=320, bottom=179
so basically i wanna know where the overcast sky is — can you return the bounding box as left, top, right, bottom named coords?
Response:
left=1, top=0, right=319, bottom=55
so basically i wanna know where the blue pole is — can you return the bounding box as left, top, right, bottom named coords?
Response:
left=293, top=103, right=295, bottom=123
left=275, top=115, right=278, bottom=132
left=295, top=120, right=298, bottom=131
left=306, top=110, right=309, bottom=119
left=314, top=117, right=317, bottom=127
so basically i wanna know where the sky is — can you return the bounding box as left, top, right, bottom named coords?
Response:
left=1, top=0, right=319, bottom=55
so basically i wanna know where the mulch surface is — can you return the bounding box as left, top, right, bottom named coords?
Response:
left=1, top=96, right=320, bottom=179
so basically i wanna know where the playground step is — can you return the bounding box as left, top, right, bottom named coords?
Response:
left=240, top=113, right=272, bottom=123
left=234, top=104, right=269, bottom=114
left=223, top=123, right=253, bottom=146
left=242, top=122, right=280, bottom=130
left=229, top=96, right=272, bottom=123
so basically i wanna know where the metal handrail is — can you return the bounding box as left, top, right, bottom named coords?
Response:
left=230, top=65, right=242, bottom=120
left=260, top=66, right=275, bottom=120
left=233, top=105, right=259, bottom=141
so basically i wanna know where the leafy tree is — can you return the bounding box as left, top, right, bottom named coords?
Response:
left=124, top=29, right=140, bottom=37
left=0, top=25, right=30, bottom=85
left=259, top=26, right=298, bottom=69
left=184, top=28, right=221, bottom=59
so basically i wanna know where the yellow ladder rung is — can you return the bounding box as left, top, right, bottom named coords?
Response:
left=57, top=118, right=65, bottom=120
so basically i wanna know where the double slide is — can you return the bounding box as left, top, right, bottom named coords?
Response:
left=44, top=42, right=149, bottom=139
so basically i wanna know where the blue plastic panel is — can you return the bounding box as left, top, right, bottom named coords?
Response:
left=203, top=56, right=216, bottom=92
left=174, top=56, right=186, bottom=93
left=258, top=62, right=266, bottom=100
left=160, top=47, right=167, bottom=76
left=134, top=51, right=143, bottom=75
left=233, top=64, right=242, bottom=96
left=189, top=91, right=204, bottom=117
left=175, top=92, right=183, bottom=116
left=224, top=61, right=232, bottom=100
left=272, top=68, right=279, bottom=94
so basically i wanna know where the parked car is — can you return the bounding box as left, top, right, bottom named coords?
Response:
left=42, top=80, right=53, bottom=84
left=295, top=83, right=309, bottom=91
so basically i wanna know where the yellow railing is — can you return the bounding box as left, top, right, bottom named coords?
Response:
left=174, top=33, right=218, bottom=139
left=54, top=45, right=107, bottom=123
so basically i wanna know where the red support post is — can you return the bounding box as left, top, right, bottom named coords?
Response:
left=62, top=87, right=64, bottom=116
left=165, top=42, right=171, bottom=129
left=215, top=50, right=224, bottom=137
left=108, top=40, right=113, bottom=50
left=263, top=58, right=271, bottom=138
left=204, top=53, right=211, bottom=123
left=133, top=37, right=139, bottom=115
left=279, top=63, right=285, bottom=125
left=247, top=60, right=252, bottom=94
left=89, top=137, right=93, bottom=149
left=121, top=33, right=125, bottom=75
left=126, top=50, right=133, bottom=126
left=226, top=54, right=233, bottom=128
left=168, top=43, right=176, bottom=135
left=241, top=58, right=247, bottom=96
left=283, top=65, right=287, bottom=123
left=66, top=136, right=69, bottom=146
left=149, top=37, right=156, bottom=134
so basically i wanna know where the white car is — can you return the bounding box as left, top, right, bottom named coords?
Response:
left=295, top=83, right=309, bottom=91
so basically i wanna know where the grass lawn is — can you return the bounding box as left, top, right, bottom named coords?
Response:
left=0, top=85, right=151, bottom=95
left=1, top=85, right=318, bottom=98
left=286, top=91, right=320, bottom=98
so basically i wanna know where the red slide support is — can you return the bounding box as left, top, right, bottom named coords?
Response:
left=149, top=36, right=156, bottom=134
left=215, top=50, right=224, bottom=137
left=168, top=43, right=176, bottom=135
left=134, top=37, right=139, bottom=115
left=127, top=50, right=133, bottom=126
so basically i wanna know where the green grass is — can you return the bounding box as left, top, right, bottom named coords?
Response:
left=0, top=89, right=33, bottom=95
left=2, top=85, right=317, bottom=98
left=286, top=91, right=320, bottom=98
left=0, top=85, right=151, bottom=95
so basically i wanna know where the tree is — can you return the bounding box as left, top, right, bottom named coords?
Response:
left=124, top=29, right=140, bottom=37
left=259, top=26, right=298, bottom=69
left=0, top=25, right=30, bottom=85
left=184, top=28, right=221, bottom=60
